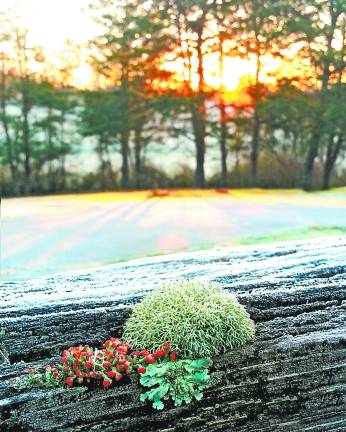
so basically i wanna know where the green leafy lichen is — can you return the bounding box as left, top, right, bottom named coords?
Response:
left=139, top=357, right=212, bottom=410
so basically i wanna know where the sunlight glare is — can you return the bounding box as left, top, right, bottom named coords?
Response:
left=71, top=64, right=94, bottom=89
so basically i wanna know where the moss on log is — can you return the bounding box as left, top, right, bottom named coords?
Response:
left=1, top=236, right=345, bottom=431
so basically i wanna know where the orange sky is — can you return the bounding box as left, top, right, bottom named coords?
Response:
left=159, top=41, right=310, bottom=104
left=0, top=0, right=313, bottom=96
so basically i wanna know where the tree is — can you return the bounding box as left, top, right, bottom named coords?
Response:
left=288, top=0, right=346, bottom=189
left=81, top=90, right=119, bottom=189
left=232, top=0, right=289, bottom=185
left=321, top=84, right=346, bottom=189
left=89, top=0, right=169, bottom=188
left=163, top=0, right=218, bottom=187
left=321, top=12, right=346, bottom=189
left=0, top=13, right=18, bottom=191
left=260, top=82, right=317, bottom=186
left=212, top=0, right=236, bottom=186
left=31, top=81, right=77, bottom=192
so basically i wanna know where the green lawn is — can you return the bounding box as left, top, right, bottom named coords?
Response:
left=239, top=225, right=346, bottom=245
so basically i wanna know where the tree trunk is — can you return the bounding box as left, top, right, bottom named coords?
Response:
left=250, top=43, right=262, bottom=187
left=322, top=134, right=343, bottom=190
left=303, top=3, right=339, bottom=191
left=120, top=129, right=130, bottom=189
left=322, top=158, right=334, bottom=191
left=118, top=56, right=131, bottom=190
left=97, top=137, right=108, bottom=189
left=134, top=126, right=142, bottom=189
left=219, top=100, right=228, bottom=186
left=217, top=27, right=227, bottom=186
left=191, top=29, right=206, bottom=188
left=104, top=146, right=114, bottom=188
left=191, top=102, right=205, bottom=188
left=59, top=156, right=66, bottom=191
left=47, top=105, right=54, bottom=192
left=195, top=140, right=205, bottom=188
left=250, top=110, right=260, bottom=186
left=303, top=128, right=320, bottom=191
left=0, top=61, right=18, bottom=193
left=22, top=82, right=31, bottom=194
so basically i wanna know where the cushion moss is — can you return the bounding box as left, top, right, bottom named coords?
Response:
left=122, top=280, right=255, bottom=358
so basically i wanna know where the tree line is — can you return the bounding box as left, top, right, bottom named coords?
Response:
left=0, top=0, right=345, bottom=196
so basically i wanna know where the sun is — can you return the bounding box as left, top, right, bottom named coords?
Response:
left=159, top=52, right=256, bottom=105
left=220, top=58, right=247, bottom=91
left=204, top=55, right=254, bottom=91
left=71, top=64, right=95, bottom=89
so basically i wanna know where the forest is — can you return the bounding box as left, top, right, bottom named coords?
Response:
left=0, top=0, right=345, bottom=196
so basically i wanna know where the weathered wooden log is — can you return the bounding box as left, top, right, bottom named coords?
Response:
left=0, top=236, right=345, bottom=432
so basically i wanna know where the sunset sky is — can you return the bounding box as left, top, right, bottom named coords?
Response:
left=0, top=0, right=102, bottom=86
left=0, top=0, right=310, bottom=92
left=1, top=0, right=95, bottom=52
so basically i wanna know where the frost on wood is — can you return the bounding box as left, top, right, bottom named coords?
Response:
left=0, top=236, right=346, bottom=432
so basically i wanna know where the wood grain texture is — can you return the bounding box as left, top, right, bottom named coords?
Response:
left=1, top=236, right=345, bottom=431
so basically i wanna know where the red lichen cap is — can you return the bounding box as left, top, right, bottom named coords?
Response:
left=102, top=379, right=112, bottom=388
left=66, top=377, right=73, bottom=386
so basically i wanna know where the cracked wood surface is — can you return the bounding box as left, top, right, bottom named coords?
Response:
left=0, top=236, right=345, bottom=431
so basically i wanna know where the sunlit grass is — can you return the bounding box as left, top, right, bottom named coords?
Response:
left=105, top=225, right=346, bottom=265
left=239, top=225, right=346, bottom=245
left=3, top=188, right=345, bottom=279
left=8, top=187, right=345, bottom=203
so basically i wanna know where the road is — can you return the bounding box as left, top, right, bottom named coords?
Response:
left=2, top=188, right=346, bottom=280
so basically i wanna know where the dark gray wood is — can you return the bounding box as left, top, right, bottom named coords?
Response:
left=1, top=236, right=346, bottom=431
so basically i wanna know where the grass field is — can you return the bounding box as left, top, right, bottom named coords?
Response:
left=2, top=188, right=346, bottom=280
left=239, top=225, right=346, bottom=245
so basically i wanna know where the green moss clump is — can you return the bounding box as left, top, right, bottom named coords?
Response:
left=122, top=280, right=255, bottom=358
